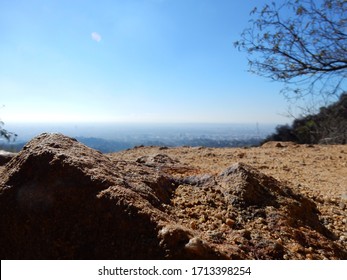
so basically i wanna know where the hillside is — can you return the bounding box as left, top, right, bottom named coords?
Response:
left=265, top=93, right=347, bottom=144
left=0, top=134, right=346, bottom=259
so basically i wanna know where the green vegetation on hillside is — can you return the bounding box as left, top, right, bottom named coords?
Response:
left=264, top=93, right=347, bottom=144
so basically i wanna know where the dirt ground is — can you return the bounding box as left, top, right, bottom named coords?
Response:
left=111, top=142, right=347, bottom=259
left=2, top=141, right=346, bottom=259
left=113, top=142, right=347, bottom=199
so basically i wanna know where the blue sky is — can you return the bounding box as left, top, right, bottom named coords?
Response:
left=0, top=0, right=291, bottom=124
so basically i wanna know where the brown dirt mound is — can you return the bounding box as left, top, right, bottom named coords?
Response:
left=0, top=133, right=224, bottom=259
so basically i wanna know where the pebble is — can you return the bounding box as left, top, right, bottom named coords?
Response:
left=185, top=237, right=205, bottom=254
left=341, top=193, right=347, bottom=201
left=190, top=221, right=197, bottom=230
left=290, top=243, right=303, bottom=253
left=220, top=224, right=229, bottom=231
left=225, top=218, right=234, bottom=228
left=215, top=213, right=223, bottom=220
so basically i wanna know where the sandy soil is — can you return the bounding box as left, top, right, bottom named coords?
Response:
left=111, top=142, right=347, bottom=259
left=2, top=141, right=345, bottom=259
left=113, top=142, right=347, bottom=198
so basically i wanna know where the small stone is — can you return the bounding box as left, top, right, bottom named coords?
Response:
left=225, top=218, right=234, bottom=227
left=190, top=221, right=197, bottom=230
left=215, top=213, right=223, bottom=220
left=220, top=224, right=229, bottom=231
left=199, top=216, right=206, bottom=223
left=237, top=152, right=246, bottom=158
left=184, top=237, right=204, bottom=254
left=290, top=243, right=302, bottom=253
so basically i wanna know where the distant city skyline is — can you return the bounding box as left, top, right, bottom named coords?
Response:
left=2, top=122, right=277, bottom=146
left=1, top=0, right=292, bottom=124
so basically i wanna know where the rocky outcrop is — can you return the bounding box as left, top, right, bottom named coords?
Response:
left=0, top=133, right=224, bottom=259
left=219, top=162, right=328, bottom=234
left=0, top=133, right=346, bottom=259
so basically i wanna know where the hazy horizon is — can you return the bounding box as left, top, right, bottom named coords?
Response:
left=3, top=121, right=278, bottom=142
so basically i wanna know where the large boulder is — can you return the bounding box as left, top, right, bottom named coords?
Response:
left=0, top=133, right=225, bottom=259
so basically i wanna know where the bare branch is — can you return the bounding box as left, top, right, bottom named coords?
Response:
left=235, top=0, right=347, bottom=104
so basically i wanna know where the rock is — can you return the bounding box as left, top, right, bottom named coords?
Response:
left=0, top=133, right=224, bottom=260
left=135, top=153, right=198, bottom=177
left=225, top=218, right=235, bottom=228
left=0, top=150, right=16, bottom=165
left=158, top=225, right=226, bottom=259
left=253, top=240, right=284, bottom=259
left=136, top=154, right=178, bottom=166
left=219, top=163, right=281, bottom=207
left=261, top=141, right=297, bottom=148
left=179, top=174, right=215, bottom=187
left=219, top=163, right=331, bottom=236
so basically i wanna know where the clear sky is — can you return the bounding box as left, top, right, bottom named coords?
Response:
left=0, top=0, right=292, bottom=125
